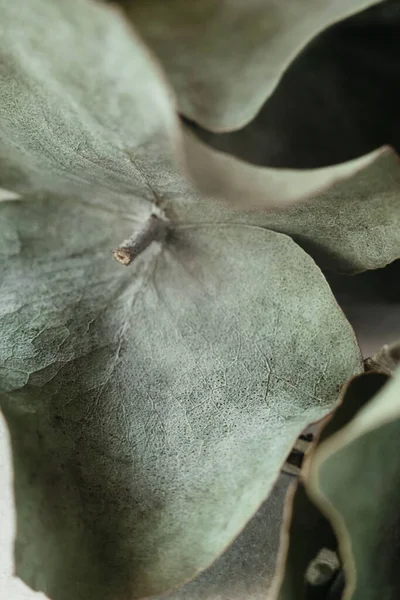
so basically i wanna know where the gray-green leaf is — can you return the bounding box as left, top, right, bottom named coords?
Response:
left=161, top=473, right=292, bottom=600
left=306, top=370, right=400, bottom=600
left=0, top=193, right=362, bottom=600
left=115, top=0, right=384, bottom=131
left=273, top=372, right=389, bottom=600
left=180, top=140, right=400, bottom=273
left=0, top=0, right=179, bottom=202
left=1, top=0, right=380, bottom=220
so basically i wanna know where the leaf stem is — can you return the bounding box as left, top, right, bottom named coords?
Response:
left=113, top=213, right=169, bottom=266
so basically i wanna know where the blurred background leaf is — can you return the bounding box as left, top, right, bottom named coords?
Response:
left=274, top=372, right=389, bottom=600
left=184, top=1, right=400, bottom=167
left=307, top=370, right=400, bottom=600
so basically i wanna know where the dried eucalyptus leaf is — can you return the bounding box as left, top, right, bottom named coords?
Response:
left=273, top=483, right=337, bottom=600
left=160, top=473, right=292, bottom=600
left=260, top=154, right=400, bottom=273
left=273, top=372, right=389, bottom=600
left=183, top=130, right=387, bottom=209
left=0, top=0, right=377, bottom=221
left=0, top=193, right=362, bottom=600
left=181, top=140, right=400, bottom=273
left=0, top=0, right=179, bottom=202
left=307, top=370, right=400, bottom=600
left=183, top=1, right=400, bottom=170
left=115, top=0, right=384, bottom=131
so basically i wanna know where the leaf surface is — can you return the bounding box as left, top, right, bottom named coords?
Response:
left=115, top=0, right=384, bottom=131
left=1, top=0, right=384, bottom=221
left=0, top=194, right=362, bottom=600
left=306, top=370, right=400, bottom=600
left=180, top=141, right=400, bottom=273
left=0, top=0, right=179, bottom=202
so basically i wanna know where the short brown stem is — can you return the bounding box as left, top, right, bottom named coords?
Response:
left=113, top=213, right=168, bottom=266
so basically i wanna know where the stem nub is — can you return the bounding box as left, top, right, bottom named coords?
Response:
left=113, top=213, right=168, bottom=266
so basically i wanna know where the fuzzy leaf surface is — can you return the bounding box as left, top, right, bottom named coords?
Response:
left=183, top=1, right=400, bottom=170
left=180, top=142, right=400, bottom=273
left=0, top=0, right=384, bottom=221
left=0, top=0, right=179, bottom=202
left=161, top=473, right=292, bottom=600
left=0, top=193, right=362, bottom=600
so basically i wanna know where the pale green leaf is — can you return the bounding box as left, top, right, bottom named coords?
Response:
left=0, top=0, right=180, bottom=202
left=260, top=154, right=400, bottom=273
left=0, top=192, right=362, bottom=600
left=115, top=0, right=384, bottom=131
left=307, top=369, right=400, bottom=600
left=183, top=1, right=400, bottom=170
left=0, top=0, right=380, bottom=220
left=180, top=139, right=400, bottom=273
left=273, top=372, right=389, bottom=600
left=273, top=483, right=337, bottom=600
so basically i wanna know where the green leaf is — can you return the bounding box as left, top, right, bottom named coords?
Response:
left=306, top=370, right=400, bottom=600
left=0, top=193, right=362, bottom=599
left=183, top=1, right=400, bottom=170
left=0, top=0, right=380, bottom=220
left=273, top=372, right=389, bottom=600
left=260, top=154, right=400, bottom=273
left=273, top=483, right=337, bottom=600
left=115, top=0, right=384, bottom=131
left=0, top=0, right=180, bottom=200
left=181, top=139, right=400, bottom=273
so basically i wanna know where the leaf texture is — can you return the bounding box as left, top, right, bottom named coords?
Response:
left=180, top=141, right=400, bottom=273
left=1, top=0, right=394, bottom=226
left=0, top=0, right=179, bottom=202
left=161, top=473, right=292, bottom=600
left=182, top=1, right=400, bottom=169
left=0, top=194, right=362, bottom=600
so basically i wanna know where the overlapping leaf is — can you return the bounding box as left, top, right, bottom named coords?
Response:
left=115, top=0, right=383, bottom=131
left=272, top=483, right=337, bottom=600
left=305, top=368, right=400, bottom=600
left=183, top=1, right=400, bottom=169
left=0, top=2, right=390, bottom=600
left=0, top=0, right=180, bottom=201
left=1, top=0, right=393, bottom=222
left=260, top=153, right=400, bottom=273
left=180, top=138, right=400, bottom=273
left=0, top=191, right=362, bottom=599
left=273, top=372, right=389, bottom=600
